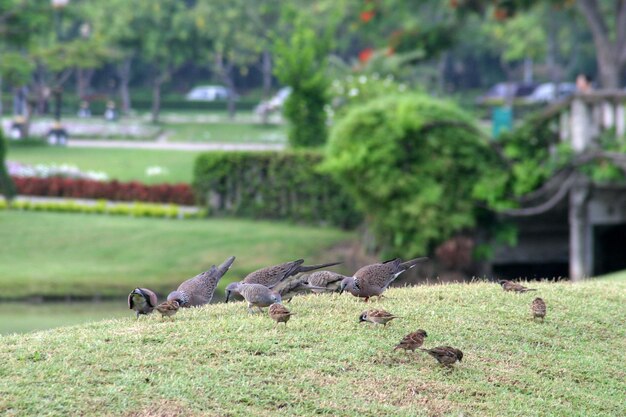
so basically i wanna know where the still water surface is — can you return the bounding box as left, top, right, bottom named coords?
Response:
left=0, top=301, right=130, bottom=335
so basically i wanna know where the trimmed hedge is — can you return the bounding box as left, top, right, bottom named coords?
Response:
left=13, top=177, right=195, bottom=205
left=193, top=151, right=361, bottom=228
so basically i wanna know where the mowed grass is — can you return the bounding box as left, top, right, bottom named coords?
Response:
left=0, top=279, right=624, bottom=416
left=0, top=211, right=351, bottom=299
left=7, top=145, right=199, bottom=184
left=166, top=122, right=286, bottom=143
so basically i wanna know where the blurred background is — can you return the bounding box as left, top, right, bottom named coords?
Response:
left=1, top=0, right=626, bottom=334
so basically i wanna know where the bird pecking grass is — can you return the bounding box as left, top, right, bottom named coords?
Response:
left=1, top=278, right=624, bottom=416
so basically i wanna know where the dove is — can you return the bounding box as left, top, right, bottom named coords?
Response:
left=167, top=256, right=235, bottom=307
left=225, top=259, right=341, bottom=302
left=303, top=271, right=347, bottom=293
left=127, top=287, right=158, bottom=318
left=340, top=257, right=427, bottom=301
left=237, top=283, right=282, bottom=313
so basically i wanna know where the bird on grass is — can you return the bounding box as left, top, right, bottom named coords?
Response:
left=420, top=346, right=463, bottom=367
left=531, top=297, right=547, bottom=321
left=340, top=257, right=428, bottom=302
left=268, top=303, right=294, bottom=326
left=394, top=329, right=428, bottom=352
left=167, top=256, right=235, bottom=307
left=271, top=275, right=329, bottom=303
left=225, top=259, right=341, bottom=302
left=127, top=287, right=158, bottom=319
left=358, top=309, right=400, bottom=327
left=498, top=280, right=537, bottom=293
left=303, top=271, right=348, bottom=293
left=155, top=300, right=180, bottom=320
left=238, top=283, right=282, bottom=314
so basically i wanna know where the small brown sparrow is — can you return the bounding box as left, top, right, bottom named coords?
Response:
left=499, top=280, right=537, bottom=293
left=531, top=297, right=547, bottom=321
left=394, top=329, right=428, bottom=352
left=420, top=346, right=463, bottom=366
left=155, top=300, right=180, bottom=319
left=358, top=309, right=399, bottom=327
left=268, top=303, right=294, bottom=326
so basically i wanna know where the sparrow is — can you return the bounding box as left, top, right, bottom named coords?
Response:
left=127, top=287, right=158, bottom=318
left=155, top=300, right=180, bottom=319
left=531, top=297, right=547, bottom=321
left=358, top=309, right=399, bottom=327
left=420, top=346, right=463, bottom=366
left=225, top=259, right=341, bottom=302
left=498, top=280, right=537, bottom=293
left=268, top=303, right=294, bottom=326
left=167, top=256, right=235, bottom=307
left=394, top=329, right=428, bottom=352
left=341, top=257, right=427, bottom=301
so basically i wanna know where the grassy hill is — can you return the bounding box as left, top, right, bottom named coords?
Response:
left=1, top=278, right=624, bottom=416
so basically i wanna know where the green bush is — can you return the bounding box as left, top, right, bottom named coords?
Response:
left=193, top=151, right=361, bottom=228
left=0, top=129, right=16, bottom=201
left=324, top=93, right=499, bottom=257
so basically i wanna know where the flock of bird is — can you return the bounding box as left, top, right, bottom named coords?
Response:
left=128, top=255, right=547, bottom=368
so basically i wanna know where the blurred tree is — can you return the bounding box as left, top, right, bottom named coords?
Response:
left=451, top=0, right=626, bottom=88
left=274, top=16, right=331, bottom=147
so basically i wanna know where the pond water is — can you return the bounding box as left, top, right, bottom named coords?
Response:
left=0, top=301, right=131, bottom=335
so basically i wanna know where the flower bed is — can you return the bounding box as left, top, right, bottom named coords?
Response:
left=12, top=177, right=195, bottom=205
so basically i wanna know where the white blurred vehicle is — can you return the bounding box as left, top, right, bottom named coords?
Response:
left=525, top=83, right=576, bottom=103
left=185, top=85, right=232, bottom=101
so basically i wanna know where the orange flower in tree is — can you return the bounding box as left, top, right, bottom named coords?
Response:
left=359, top=48, right=374, bottom=63
left=360, top=10, right=375, bottom=23
left=493, top=7, right=508, bottom=21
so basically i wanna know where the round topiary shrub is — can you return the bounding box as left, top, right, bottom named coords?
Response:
left=324, top=93, right=497, bottom=257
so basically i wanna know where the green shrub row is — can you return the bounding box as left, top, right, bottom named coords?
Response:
left=193, top=151, right=361, bottom=228
left=0, top=199, right=203, bottom=219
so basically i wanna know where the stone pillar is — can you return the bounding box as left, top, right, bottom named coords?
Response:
left=569, top=183, right=591, bottom=281
left=616, top=103, right=625, bottom=138
left=602, top=100, right=614, bottom=129
left=570, top=98, right=590, bottom=152
left=559, top=111, right=570, bottom=141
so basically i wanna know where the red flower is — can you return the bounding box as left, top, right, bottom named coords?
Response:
left=360, top=10, right=375, bottom=23
left=359, top=48, right=374, bottom=63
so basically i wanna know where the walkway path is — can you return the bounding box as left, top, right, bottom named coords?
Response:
left=67, top=139, right=285, bottom=152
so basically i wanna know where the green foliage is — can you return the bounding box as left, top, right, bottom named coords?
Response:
left=0, top=130, right=16, bottom=201
left=325, top=93, right=497, bottom=257
left=274, top=19, right=330, bottom=147
left=193, top=151, right=361, bottom=228
left=1, top=279, right=625, bottom=415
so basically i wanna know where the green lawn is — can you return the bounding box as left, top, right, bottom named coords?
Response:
left=165, top=122, right=286, bottom=143
left=7, top=145, right=199, bottom=184
left=0, top=278, right=624, bottom=416
left=0, top=211, right=352, bottom=300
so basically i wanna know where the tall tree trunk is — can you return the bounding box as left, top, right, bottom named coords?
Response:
left=151, top=80, right=162, bottom=124
left=577, top=0, right=626, bottom=89
left=215, top=53, right=237, bottom=120
left=261, top=49, right=272, bottom=124
left=117, top=57, right=132, bottom=114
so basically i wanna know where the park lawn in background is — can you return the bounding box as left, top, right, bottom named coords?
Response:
left=165, top=121, right=286, bottom=143
left=7, top=146, right=199, bottom=184
left=0, top=278, right=624, bottom=416
left=0, top=211, right=352, bottom=300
